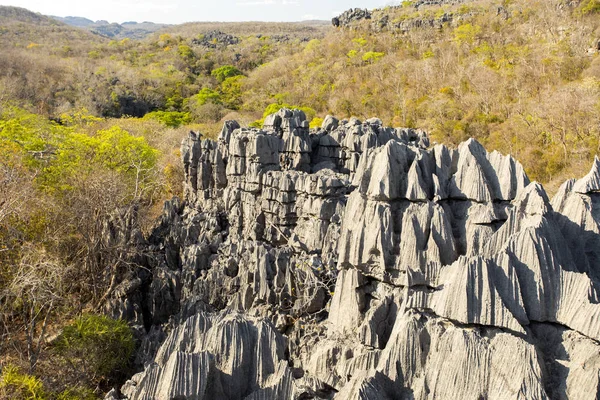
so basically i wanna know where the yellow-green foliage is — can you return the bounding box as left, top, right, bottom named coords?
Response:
left=0, top=365, right=46, bottom=400
left=0, top=106, right=72, bottom=165
left=0, top=366, right=99, bottom=400
left=579, top=0, right=600, bottom=14
left=210, top=65, right=243, bottom=83
left=362, top=51, right=385, bottom=63
left=220, top=75, right=246, bottom=109
left=310, top=117, right=324, bottom=129
left=143, top=110, right=191, bottom=127
left=0, top=107, right=159, bottom=199
left=42, top=126, right=156, bottom=193
left=56, top=386, right=99, bottom=400
left=54, top=314, right=135, bottom=384
left=239, top=0, right=600, bottom=186
left=453, top=23, right=481, bottom=44
left=177, top=44, right=194, bottom=59
left=191, top=88, right=222, bottom=106
left=352, top=37, right=368, bottom=47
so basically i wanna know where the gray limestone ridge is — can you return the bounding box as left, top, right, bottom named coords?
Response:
left=104, top=108, right=600, bottom=400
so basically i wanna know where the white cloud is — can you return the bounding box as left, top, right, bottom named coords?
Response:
left=302, top=13, right=320, bottom=20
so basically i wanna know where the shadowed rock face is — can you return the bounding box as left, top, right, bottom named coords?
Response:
left=107, top=109, right=600, bottom=400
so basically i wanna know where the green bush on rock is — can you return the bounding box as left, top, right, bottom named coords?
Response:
left=54, top=314, right=135, bottom=386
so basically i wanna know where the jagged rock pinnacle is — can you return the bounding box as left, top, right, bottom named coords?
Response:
left=106, top=109, right=600, bottom=400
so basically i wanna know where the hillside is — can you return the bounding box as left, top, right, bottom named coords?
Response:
left=244, top=0, right=600, bottom=189
left=1, top=1, right=598, bottom=187
left=51, top=16, right=171, bottom=39
left=0, top=6, right=104, bottom=45
left=0, top=6, right=327, bottom=119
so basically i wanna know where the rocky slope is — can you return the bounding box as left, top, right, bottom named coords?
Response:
left=331, top=1, right=504, bottom=33
left=105, top=109, right=600, bottom=399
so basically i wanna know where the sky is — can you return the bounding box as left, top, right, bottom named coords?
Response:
left=0, top=0, right=394, bottom=24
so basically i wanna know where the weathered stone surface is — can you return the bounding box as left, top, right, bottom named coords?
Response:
left=191, top=30, right=240, bottom=48
left=106, top=110, right=600, bottom=400
left=333, top=2, right=480, bottom=34
left=332, top=8, right=371, bottom=27
left=371, top=311, right=548, bottom=400
left=121, top=312, right=290, bottom=400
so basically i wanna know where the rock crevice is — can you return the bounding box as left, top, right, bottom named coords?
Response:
left=106, top=109, right=600, bottom=400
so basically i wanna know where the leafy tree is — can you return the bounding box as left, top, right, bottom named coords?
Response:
left=220, top=75, right=246, bottom=109
left=0, top=106, right=71, bottom=166
left=42, top=126, right=158, bottom=200
left=143, top=110, right=191, bottom=128
left=177, top=44, right=194, bottom=60
left=210, top=65, right=243, bottom=83
left=453, top=23, right=481, bottom=45
left=191, top=87, right=222, bottom=106
left=362, top=51, right=385, bottom=63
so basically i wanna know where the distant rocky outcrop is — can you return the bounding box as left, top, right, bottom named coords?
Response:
left=192, top=30, right=240, bottom=48
left=105, top=109, right=600, bottom=399
left=332, top=1, right=487, bottom=33
left=332, top=8, right=372, bottom=28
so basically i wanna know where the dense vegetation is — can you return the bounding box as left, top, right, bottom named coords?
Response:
left=0, top=0, right=599, bottom=396
left=247, top=0, right=600, bottom=188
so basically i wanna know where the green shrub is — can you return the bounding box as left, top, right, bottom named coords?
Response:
left=191, top=88, right=222, bottom=106
left=57, top=386, right=98, bottom=400
left=54, top=314, right=135, bottom=385
left=453, top=23, right=481, bottom=45
left=42, top=126, right=158, bottom=197
left=579, top=0, right=600, bottom=14
left=0, top=106, right=72, bottom=168
left=177, top=44, right=194, bottom=59
left=310, top=117, right=324, bottom=129
left=143, top=111, right=191, bottom=128
left=220, top=75, right=246, bottom=110
left=210, top=65, right=243, bottom=83
left=362, top=51, right=385, bottom=63
left=352, top=37, right=367, bottom=46
left=0, top=365, right=46, bottom=400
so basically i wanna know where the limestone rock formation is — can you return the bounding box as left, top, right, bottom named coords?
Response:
left=191, top=30, right=240, bottom=48
left=333, top=2, right=482, bottom=34
left=332, top=8, right=371, bottom=28
left=106, top=109, right=600, bottom=400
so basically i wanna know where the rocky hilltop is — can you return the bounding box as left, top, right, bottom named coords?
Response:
left=105, top=109, right=600, bottom=399
left=331, top=1, right=500, bottom=33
